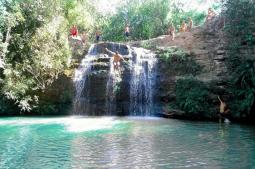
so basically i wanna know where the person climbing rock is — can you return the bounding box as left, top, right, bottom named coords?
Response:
left=95, top=30, right=101, bottom=42
left=124, top=24, right=130, bottom=39
left=187, top=17, right=193, bottom=31
left=105, top=48, right=125, bottom=71
left=168, top=23, right=176, bottom=41
left=217, top=96, right=231, bottom=123
left=70, top=25, right=78, bottom=37
left=179, top=21, right=187, bottom=32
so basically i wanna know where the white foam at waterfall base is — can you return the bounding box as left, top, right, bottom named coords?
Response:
left=64, top=117, right=121, bottom=132
left=0, top=117, right=121, bottom=133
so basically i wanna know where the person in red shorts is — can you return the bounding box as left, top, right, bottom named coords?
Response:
left=70, top=25, right=78, bottom=37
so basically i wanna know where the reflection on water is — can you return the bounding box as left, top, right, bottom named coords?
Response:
left=0, top=117, right=255, bottom=169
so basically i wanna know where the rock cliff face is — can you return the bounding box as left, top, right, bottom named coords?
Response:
left=129, top=23, right=233, bottom=119
left=70, top=24, right=233, bottom=117
left=45, top=23, right=237, bottom=118
left=133, top=21, right=254, bottom=119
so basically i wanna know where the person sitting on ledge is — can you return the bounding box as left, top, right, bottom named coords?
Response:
left=105, top=48, right=125, bottom=71
left=217, top=96, right=231, bottom=123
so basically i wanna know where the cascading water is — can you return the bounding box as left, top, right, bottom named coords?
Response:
left=129, top=47, right=157, bottom=116
left=73, top=44, right=96, bottom=115
left=73, top=43, right=157, bottom=116
left=105, top=43, right=123, bottom=115
left=105, top=57, right=117, bottom=115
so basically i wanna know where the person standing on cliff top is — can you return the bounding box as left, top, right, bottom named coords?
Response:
left=218, top=96, right=231, bottom=123
left=95, top=30, right=101, bottom=42
left=179, top=21, right=187, bottom=32
left=70, top=25, right=78, bottom=37
left=124, top=24, right=130, bottom=39
left=187, top=17, right=193, bottom=32
left=168, top=23, right=176, bottom=41
left=206, top=8, right=216, bottom=23
left=105, top=48, right=125, bottom=71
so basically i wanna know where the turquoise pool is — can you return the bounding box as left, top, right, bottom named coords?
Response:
left=0, top=117, right=254, bottom=169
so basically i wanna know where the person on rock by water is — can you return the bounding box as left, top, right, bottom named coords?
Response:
left=179, top=21, right=187, bottom=32
left=105, top=48, right=125, bottom=71
left=168, top=22, right=176, bottom=41
left=70, top=25, right=78, bottom=37
left=187, top=17, right=193, bottom=31
left=124, top=24, right=130, bottom=39
left=217, top=96, right=231, bottom=123
left=95, top=30, right=101, bottom=42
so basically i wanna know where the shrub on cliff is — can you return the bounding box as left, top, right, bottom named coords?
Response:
left=175, top=77, right=214, bottom=118
left=223, top=0, right=255, bottom=119
left=159, top=47, right=202, bottom=76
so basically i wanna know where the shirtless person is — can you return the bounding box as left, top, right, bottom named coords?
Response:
left=206, top=8, right=216, bottom=23
left=105, top=48, right=125, bottom=71
left=218, top=96, right=230, bottom=123
left=124, top=24, right=130, bottom=38
left=179, top=21, right=187, bottom=32
left=168, top=23, right=176, bottom=41
left=187, top=17, right=193, bottom=31
left=95, top=30, right=101, bottom=42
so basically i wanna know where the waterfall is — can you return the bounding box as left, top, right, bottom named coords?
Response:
left=129, top=47, right=157, bottom=116
left=73, top=45, right=96, bottom=115
left=73, top=43, right=157, bottom=116
left=105, top=57, right=117, bottom=115
left=105, top=43, right=123, bottom=115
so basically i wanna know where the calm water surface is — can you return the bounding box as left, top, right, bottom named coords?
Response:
left=0, top=116, right=255, bottom=169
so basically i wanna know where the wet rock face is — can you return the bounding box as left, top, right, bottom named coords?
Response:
left=75, top=57, right=131, bottom=116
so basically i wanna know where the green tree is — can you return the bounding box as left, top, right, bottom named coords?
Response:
left=1, top=0, right=71, bottom=112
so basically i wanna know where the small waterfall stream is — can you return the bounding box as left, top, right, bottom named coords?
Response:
left=73, top=45, right=96, bottom=115
left=73, top=43, right=157, bottom=116
left=105, top=56, right=117, bottom=115
left=129, top=47, right=157, bottom=116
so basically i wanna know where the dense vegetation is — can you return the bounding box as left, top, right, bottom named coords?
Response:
left=100, top=0, right=206, bottom=41
left=223, top=0, right=255, bottom=120
left=0, top=0, right=96, bottom=114
left=175, top=77, right=215, bottom=118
